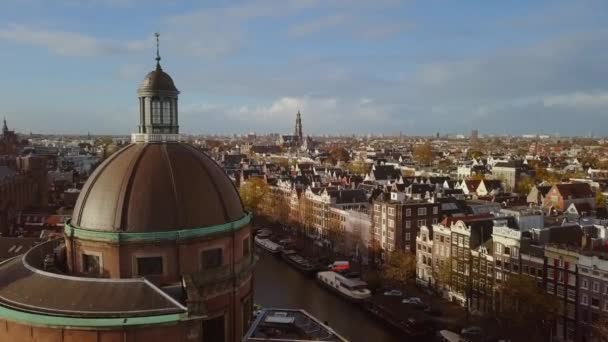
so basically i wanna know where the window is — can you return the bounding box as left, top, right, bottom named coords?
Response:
left=202, top=248, right=223, bottom=269
left=547, top=282, right=554, bottom=294
left=592, top=297, right=600, bottom=308
left=504, top=246, right=510, bottom=256
left=82, top=254, right=100, bottom=275
left=136, top=256, right=163, bottom=276
left=582, top=279, right=589, bottom=289
left=243, top=237, right=250, bottom=257
left=388, top=219, right=394, bottom=228
left=151, top=98, right=161, bottom=123
left=374, top=204, right=380, bottom=212
left=388, top=208, right=395, bottom=215
left=433, top=206, right=438, bottom=215
left=593, top=281, right=600, bottom=293
left=382, top=206, right=386, bottom=213
left=495, top=243, right=502, bottom=254
left=432, top=218, right=438, bottom=224
left=604, top=301, right=608, bottom=312
left=440, top=236, right=444, bottom=243
left=417, top=208, right=427, bottom=216
left=406, top=208, right=412, bottom=217
left=567, top=289, right=576, bottom=302
left=405, top=220, right=411, bottom=229
left=405, top=232, right=411, bottom=241
left=162, top=100, right=171, bottom=124
left=417, top=219, right=426, bottom=227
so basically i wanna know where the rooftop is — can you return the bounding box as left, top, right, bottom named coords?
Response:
left=244, top=309, right=348, bottom=342
left=0, top=239, right=186, bottom=324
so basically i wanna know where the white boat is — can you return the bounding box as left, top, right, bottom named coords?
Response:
left=437, top=330, right=469, bottom=342
left=316, top=271, right=371, bottom=301
left=254, top=236, right=282, bottom=254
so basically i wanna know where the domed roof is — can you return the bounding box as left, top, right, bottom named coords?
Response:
left=72, top=143, right=244, bottom=233
left=138, top=63, right=178, bottom=93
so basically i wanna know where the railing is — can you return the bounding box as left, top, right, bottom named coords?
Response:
left=131, top=133, right=181, bottom=143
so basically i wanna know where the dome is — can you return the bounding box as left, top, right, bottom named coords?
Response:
left=138, top=63, right=179, bottom=93
left=72, top=143, right=244, bottom=233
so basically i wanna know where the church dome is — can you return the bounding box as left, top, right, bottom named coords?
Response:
left=72, top=143, right=244, bottom=233
left=138, top=63, right=179, bottom=93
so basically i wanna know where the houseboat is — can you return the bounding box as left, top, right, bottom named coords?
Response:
left=316, top=271, right=371, bottom=302
left=281, top=249, right=318, bottom=275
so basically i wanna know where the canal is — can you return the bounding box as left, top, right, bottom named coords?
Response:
left=254, top=251, right=401, bottom=342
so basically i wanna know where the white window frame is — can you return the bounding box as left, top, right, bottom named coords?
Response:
left=406, top=208, right=412, bottom=217
left=418, top=208, right=427, bottom=216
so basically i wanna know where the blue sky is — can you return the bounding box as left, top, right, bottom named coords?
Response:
left=1, top=0, right=608, bottom=135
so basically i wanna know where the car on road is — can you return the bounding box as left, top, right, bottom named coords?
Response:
left=383, top=289, right=403, bottom=297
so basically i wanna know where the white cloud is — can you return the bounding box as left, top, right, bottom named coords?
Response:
left=542, top=92, right=608, bottom=107
left=0, top=24, right=147, bottom=57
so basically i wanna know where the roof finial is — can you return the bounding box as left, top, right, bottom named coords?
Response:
left=154, top=32, right=161, bottom=65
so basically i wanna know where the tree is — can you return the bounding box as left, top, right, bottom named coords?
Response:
left=413, top=142, right=434, bottom=166
left=437, top=158, right=453, bottom=173
left=597, top=191, right=606, bottom=209
left=591, top=313, right=608, bottom=342
left=432, top=258, right=452, bottom=291
left=239, top=178, right=270, bottom=218
left=328, top=147, right=351, bottom=165
left=381, top=250, right=417, bottom=285
left=495, top=274, right=560, bottom=341
left=326, top=212, right=346, bottom=256
left=515, top=175, right=535, bottom=195
left=344, top=161, right=371, bottom=175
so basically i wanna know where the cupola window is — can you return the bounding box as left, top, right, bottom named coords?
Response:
left=163, top=100, right=171, bottom=124
left=151, top=98, right=161, bottom=124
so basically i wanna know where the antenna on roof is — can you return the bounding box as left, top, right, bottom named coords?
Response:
left=154, top=32, right=161, bottom=64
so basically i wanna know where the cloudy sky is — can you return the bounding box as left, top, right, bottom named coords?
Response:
left=1, top=0, right=607, bottom=136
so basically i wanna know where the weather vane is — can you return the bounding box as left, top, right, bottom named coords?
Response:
left=155, top=32, right=161, bottom=63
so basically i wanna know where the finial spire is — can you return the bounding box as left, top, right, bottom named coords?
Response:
left=154, top=32, right=161, bottom=65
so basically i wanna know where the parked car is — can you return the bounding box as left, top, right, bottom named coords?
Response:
left=383, top=290, right=403, bottom=297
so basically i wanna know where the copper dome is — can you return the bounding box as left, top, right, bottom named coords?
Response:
left=72, top=143, right=244, bottom=233
left=138, top=63, right=179, bottom=93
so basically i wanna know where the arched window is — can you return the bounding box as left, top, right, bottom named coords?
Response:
left=151, top=98, right=161, bottom=124
left=163, top=100, right=171, bottom=124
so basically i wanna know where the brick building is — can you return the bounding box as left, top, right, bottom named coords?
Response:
left=372, top=193, right=441, bottom=254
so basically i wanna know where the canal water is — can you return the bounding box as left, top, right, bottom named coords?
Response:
left=254, top=251, right=401, bottom=342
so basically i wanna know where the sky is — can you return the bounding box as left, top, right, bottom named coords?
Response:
left=1, top=0, right=607, bottom=136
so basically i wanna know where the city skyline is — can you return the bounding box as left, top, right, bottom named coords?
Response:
left=1, top=0, right=608, bottom=135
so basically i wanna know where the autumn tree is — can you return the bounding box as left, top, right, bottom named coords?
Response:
left=382, top=250, right=417, bottom=285
left=515, top=175, right=535, bottom=195
left=344, top=160, right=371, bottom=175
left=239, top=178, right=270, bottom=218
left=413, top=142, right=434, bottom=166
left=432, top=258, right=452, bottom=291
left=328, top=147, right=351, bottom=165
left=597, top=191, right=607, bottom=209
left=495, top=274, right=560, bottom=341
left=437, top=158, right=453, bottom=173
left=325, top=212, right=346, bottom=256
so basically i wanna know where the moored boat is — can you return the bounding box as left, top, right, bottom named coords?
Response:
left=254, top=236, right=282, bottom=254
left=281, top=249, right=318, bottom=275
left=316, top=271, right=371, bottom=302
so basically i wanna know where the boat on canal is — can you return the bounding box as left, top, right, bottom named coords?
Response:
left=316, top=271, right=371, bottom=302
left=255, top=236, right=282, bottom=254
left=281, top=249, right=318, bottom=275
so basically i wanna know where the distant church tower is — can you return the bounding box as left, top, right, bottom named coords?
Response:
left=2, top=117, right=8, bottom=136
left=136, top=33, right=180, bottom=138
left=294, top=110, right=303, bottom=144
